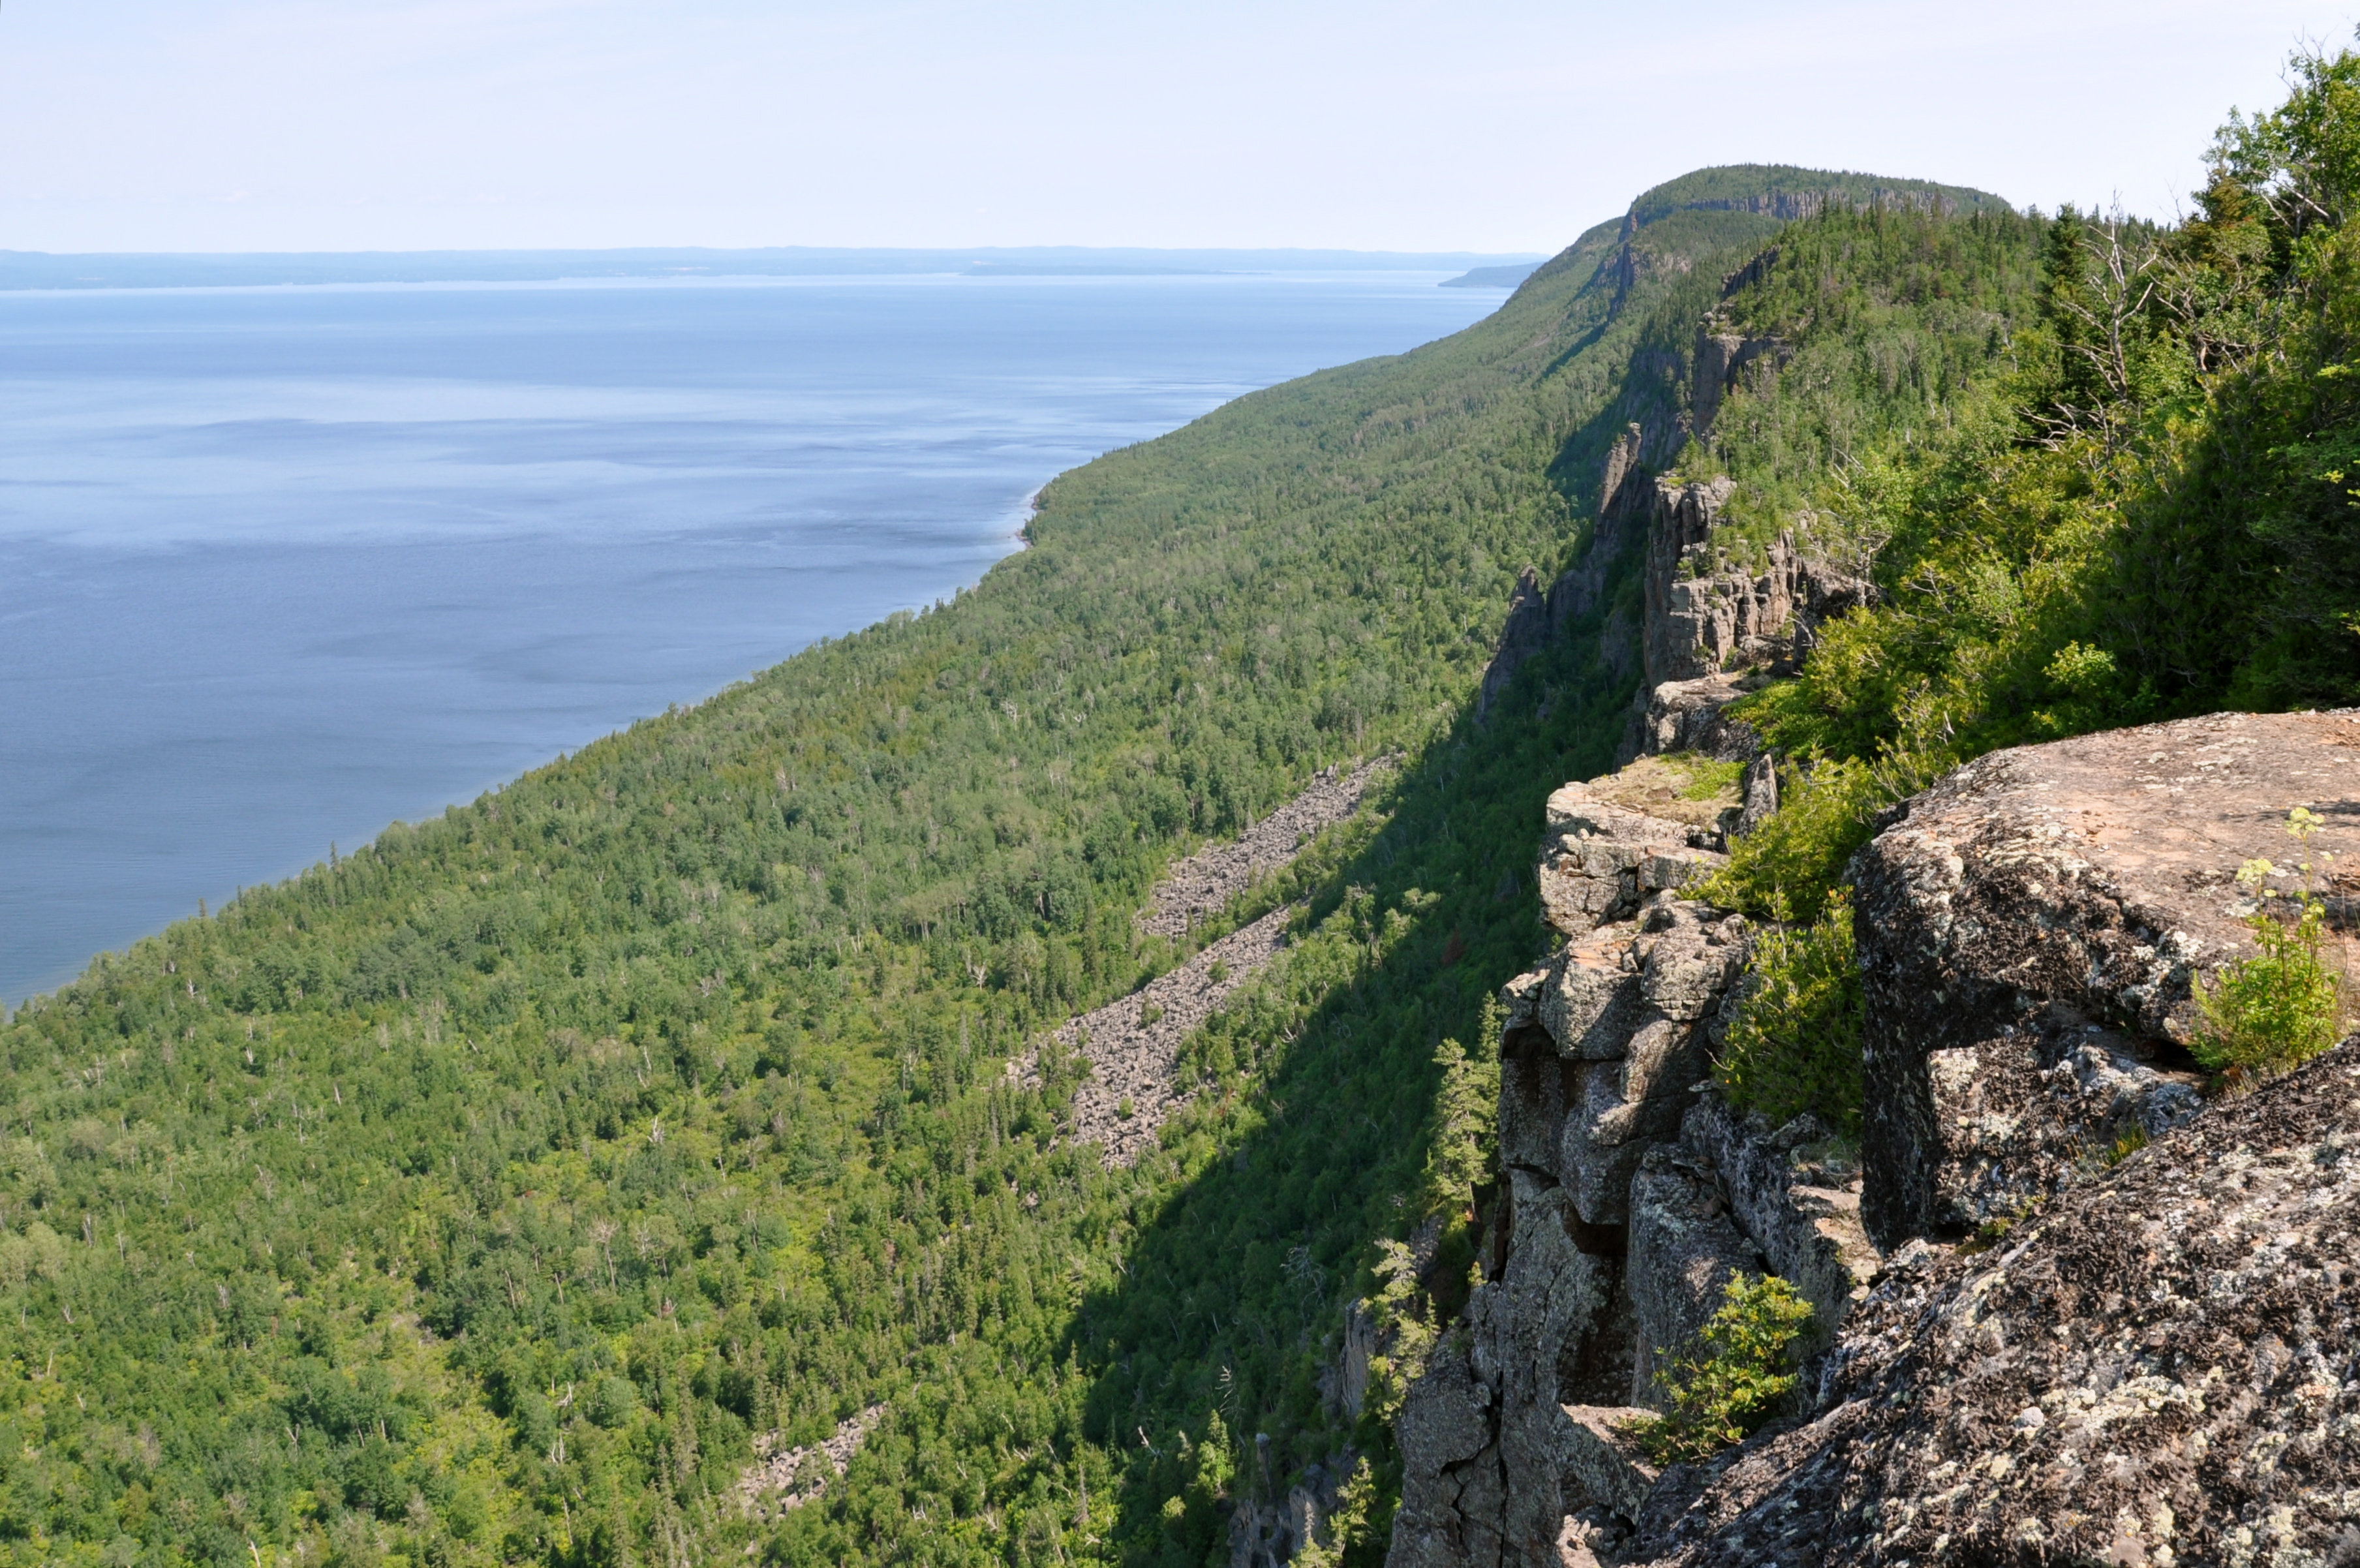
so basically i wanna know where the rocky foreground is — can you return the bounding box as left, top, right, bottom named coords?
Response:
left=1388, top=708, right=2360, bottom=1568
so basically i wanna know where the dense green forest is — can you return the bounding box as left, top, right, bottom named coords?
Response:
left=8, top=46, right=2360, bottom=1568
left=4, top=161, right=1974, bottom=1568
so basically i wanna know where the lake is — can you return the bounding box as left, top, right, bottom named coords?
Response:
left=0, top=269, right=1500, bottom=1002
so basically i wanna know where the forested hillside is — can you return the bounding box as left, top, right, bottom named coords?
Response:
left=27, top=61, right=2360, bottom=1568
left=0, top=162, right=2010, bottom=1568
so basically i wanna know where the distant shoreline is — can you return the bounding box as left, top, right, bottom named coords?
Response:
left=0, top=244, right=1548, bottom=295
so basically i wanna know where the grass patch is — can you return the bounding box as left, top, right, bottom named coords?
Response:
left=1672, top=756, right=1747, bottom=801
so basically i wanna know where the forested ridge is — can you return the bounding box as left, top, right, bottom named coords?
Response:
left=9, top=55, right=2360, bottom=1568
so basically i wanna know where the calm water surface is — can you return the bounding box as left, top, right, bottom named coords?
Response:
left=0, top=271, right=1497, bottom=1000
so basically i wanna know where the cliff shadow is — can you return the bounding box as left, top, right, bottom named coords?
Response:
left=1062, top=551, right=1646, bottom=1565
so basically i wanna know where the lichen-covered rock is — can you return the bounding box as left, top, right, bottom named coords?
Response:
left=1629, top=1041, right=2360, bottom=1568
left=1628, top=676, right=1760, bottom=763
left=1559, top=1406, right=1663, bottom=1525
left=1480, top=1180, right=1621, bottom=1563
left=1548, top=903, right=1748, bottom=1227
left=1679, top=1101, right=1875, bottom=1357
left=1537, top=930, right=1646, bottom=1062
left=1734, top=754, right=1777, bottom=839
left=1390, top=1180, right=1619, bottom=1568
left=1389, top=1339, right=1503, bottom=1568
left=1852, top=710, right=2360, bottom=1249
left=1625, top=1148, right=1765, bottom=1406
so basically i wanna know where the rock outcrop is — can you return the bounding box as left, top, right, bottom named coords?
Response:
left=1405, top=271, right=2360, bottom=1563
left=1631, top=1042, right=2360, bottom=1568
left=1852, top=709, right=2360, bottom=1250
left=1689, top=329, right=1790, bottom=437
left=1475, top=427, right=1657, bottom=722
left=1535, top=775, right=1728, bottom=940
left=1394, top=709, right=2359, bottom=1568
left=1393, top=759, right=1862, bottom=1568
left=1619, top=473, right=1872, bottom=767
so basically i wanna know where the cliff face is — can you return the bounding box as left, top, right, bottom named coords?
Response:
left=1394, top=412, right=2360, bottom=1564
left=1621, top=474, right=1869, bottom=766
left=1475, top=425, right=1867, bottom=763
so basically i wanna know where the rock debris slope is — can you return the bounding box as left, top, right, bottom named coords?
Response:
left=1046, top=908, right=1293, bottom=1165
left=1014, top=759, right=1385, bottom=1165
left=1137, top=760, right=1385, bottom=938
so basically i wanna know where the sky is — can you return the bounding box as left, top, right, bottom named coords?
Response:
left=1, top=0, right=2355, bottom=255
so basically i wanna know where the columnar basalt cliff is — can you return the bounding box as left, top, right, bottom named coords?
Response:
left=1622, top=476, right=1871, bottom=766
left=1389, top=758, right=1878, bottom=1568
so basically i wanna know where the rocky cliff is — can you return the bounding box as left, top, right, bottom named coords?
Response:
left=1395, top=414, right=2360, bottom=1563
left=1390, top=707, right=2359, bottom=1568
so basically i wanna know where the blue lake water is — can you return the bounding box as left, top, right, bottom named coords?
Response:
left=0, top=271, right=1499, bottom=1002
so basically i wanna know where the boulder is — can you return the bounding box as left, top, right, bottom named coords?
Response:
left=1628, top=677, right=1760, bottom=764
left=1852, top=709, right=2360, bottom=1249
left=1629, top=1041, right=2360, bottom=1568
left=1538, top=779, right=1725, bottom=939
left=1558, top=1406, right=1663, bottom=1524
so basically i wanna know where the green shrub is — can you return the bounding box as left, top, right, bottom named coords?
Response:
left=1420, top=1029, right=1500, bottom=1217
left=2196, top=812, right=2348, bottom=1078
left=1713, top=895, right=1865, bottom=1135
left=1700, top=757, right=1885, bottom=924
left=1360, top=1240, right=1435, bottom=1424
left=1629, top=1274, right=1815, bottom=1464
left=1289, top=1455, right=1377, bottom=1568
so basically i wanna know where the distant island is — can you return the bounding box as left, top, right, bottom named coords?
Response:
left=1439, top=262, right=1540, bottom=288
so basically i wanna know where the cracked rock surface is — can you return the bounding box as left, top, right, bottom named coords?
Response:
left=1631, top=1041, right=2360, bottom=1568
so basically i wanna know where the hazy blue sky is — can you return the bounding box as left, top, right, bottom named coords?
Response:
left=3, top=0, right=2353, bottom=254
